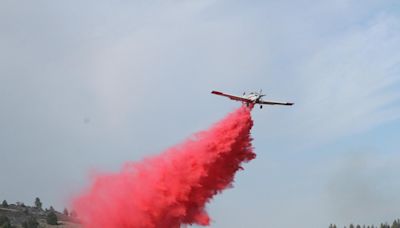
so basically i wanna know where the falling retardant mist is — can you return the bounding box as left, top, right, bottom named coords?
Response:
left=73, top=106, right=256, bottom=228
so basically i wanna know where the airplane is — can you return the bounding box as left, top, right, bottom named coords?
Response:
left=211, top=89, right=294, bottom=109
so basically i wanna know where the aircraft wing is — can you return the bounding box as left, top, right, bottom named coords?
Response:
left=258, top=100, right=294, bottom=106
left=211, top=90, right=250, bottom=103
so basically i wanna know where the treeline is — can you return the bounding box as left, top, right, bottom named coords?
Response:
left=330, top=219, right=400, bottom=228
left=0, top=197, right=77, bottom=228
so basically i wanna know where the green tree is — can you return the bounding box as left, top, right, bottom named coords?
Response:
left=0, top=215, right=12, bottom=228
left=46, top=211, right=58, bottom=225
left=392, top=219, right=400, bottom=228
left=1, top=200, right=8, bottom=207
left=34, top=197, right=42, bottom=210
left=380, top=223, right=390, bottom=228
left=22, top=217, right=38, bottom=228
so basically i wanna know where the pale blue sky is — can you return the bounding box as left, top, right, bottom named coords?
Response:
left=1, top=1, right=399, bottom=227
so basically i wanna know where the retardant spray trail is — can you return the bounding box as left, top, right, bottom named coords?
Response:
left=73, top=106, right=255, bottom=228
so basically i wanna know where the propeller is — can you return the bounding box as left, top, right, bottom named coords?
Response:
left=259, top=89, right=265, bottom=97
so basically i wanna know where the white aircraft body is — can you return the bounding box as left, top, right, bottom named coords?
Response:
left=211, top=90, right=294, bottom=109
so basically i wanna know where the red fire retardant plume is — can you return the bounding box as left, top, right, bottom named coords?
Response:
left=73, top=106, right=255, bottom=228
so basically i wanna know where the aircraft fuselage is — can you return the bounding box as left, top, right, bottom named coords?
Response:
left=242, top=93, right=263, bottom=103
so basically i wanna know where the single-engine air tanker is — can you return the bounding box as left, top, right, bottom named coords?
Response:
left=211, top=90, right=294, bottom=109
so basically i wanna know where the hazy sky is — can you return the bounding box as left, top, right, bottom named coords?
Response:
left=1, top=1, right=399, bottom=227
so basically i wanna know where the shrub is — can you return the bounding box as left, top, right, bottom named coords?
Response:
left=46, top=211, right=58, bottom=225
left=22, top=217, right=38, bottom=228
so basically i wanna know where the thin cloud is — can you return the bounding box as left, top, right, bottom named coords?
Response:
left=269, top=14, right=400, bottom=148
